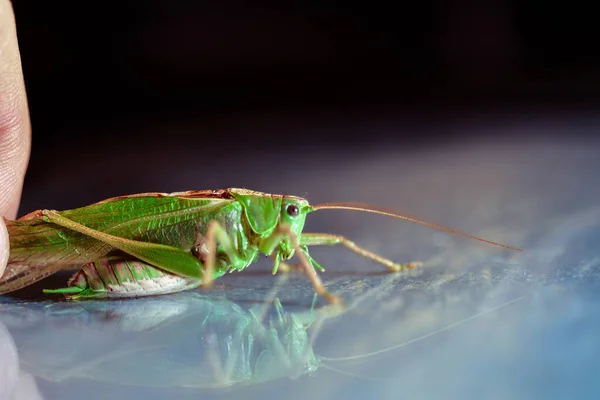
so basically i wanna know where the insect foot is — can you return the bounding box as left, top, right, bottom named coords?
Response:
left=389, top=261, right=424, bottom=272
left=323, top=291, right=343, bottom=305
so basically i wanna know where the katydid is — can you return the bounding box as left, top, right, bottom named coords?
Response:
left=0, top=188, right=521, bottom=303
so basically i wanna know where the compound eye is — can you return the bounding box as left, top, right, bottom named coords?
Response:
left=286, top=204, right=300, bottom=217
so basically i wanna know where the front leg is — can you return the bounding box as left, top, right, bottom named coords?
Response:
left=265, top=225, right=341, bottom=304
left=301, top=233, right=423, bottom=271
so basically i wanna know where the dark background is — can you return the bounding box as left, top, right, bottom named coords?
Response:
left=10, top=0, right=600, bottom=212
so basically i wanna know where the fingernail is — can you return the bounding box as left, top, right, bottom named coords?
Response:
left=0, top=218, right=8, bottom=278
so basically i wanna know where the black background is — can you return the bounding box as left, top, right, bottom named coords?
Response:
left=10, top=0, right=600, bottom=211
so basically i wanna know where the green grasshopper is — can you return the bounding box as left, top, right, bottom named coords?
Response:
left=0, top=188, right=520, bottom=303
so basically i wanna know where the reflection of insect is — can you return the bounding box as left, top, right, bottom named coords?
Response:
left=0, top=284, right=525, bottom=388
left=0, top=293, right=326, bottom=387
left=0, top=188, right=520, bottom=303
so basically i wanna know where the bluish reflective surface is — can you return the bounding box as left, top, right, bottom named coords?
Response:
left=2, top=122, right=600, bottom=400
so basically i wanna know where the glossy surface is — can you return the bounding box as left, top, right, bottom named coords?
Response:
left=1, top=117, right=599, bottom=399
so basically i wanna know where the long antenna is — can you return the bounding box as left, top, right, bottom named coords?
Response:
left=310, top=202, right=522, bottom=252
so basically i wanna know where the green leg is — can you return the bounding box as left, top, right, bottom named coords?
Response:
left=43, top=210, right=250, bottom=288
left=301, top=233, right=423, bottom=271
left=270, top=255, right=301, bottom=273
left=42, top=210, right=204, bottom=278
left=273, top=246, right=324, bottom=273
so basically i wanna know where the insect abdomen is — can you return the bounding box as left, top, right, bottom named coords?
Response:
left=61, top=258, right=202, bottom=299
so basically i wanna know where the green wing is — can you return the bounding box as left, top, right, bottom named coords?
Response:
left=0, top=191, right=234, bottom=294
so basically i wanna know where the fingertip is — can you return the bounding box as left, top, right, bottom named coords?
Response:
left=0, top=0, right=32, bottom=220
